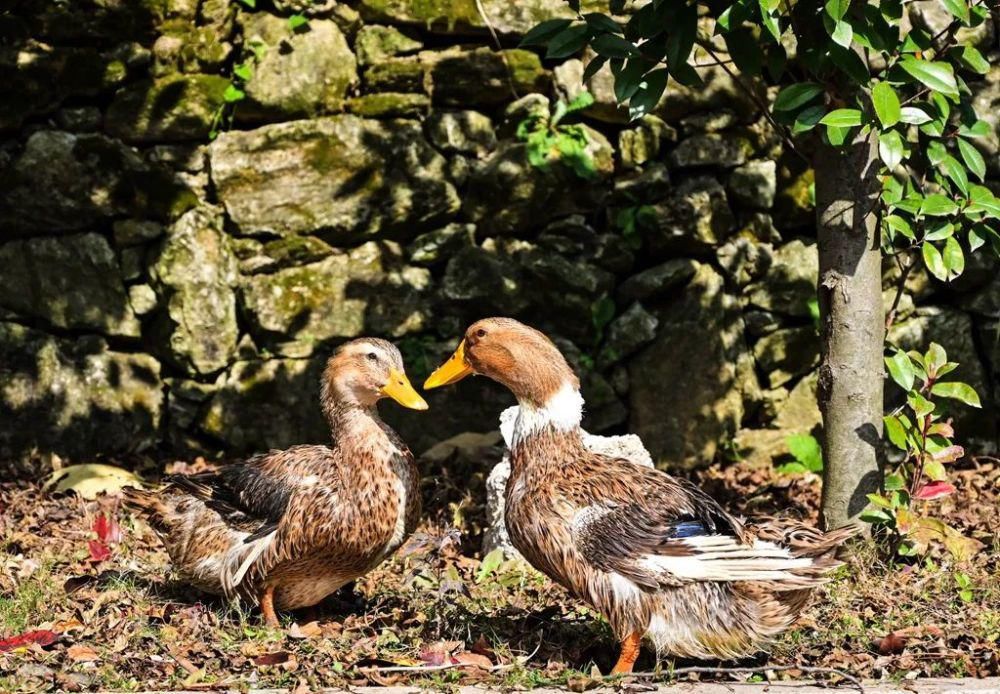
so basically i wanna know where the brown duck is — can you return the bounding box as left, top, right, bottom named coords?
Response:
left=125, top=338, right=427, bottom=626
left=424, top=318, right=855, bottom=673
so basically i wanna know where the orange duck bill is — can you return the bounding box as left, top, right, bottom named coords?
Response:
left=382, top=368, right=429, bottom=409
left=424, top=340, right=473, bottom=389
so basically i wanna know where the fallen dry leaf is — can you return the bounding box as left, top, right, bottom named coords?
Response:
left=43, top=464, right=142, bottom=500
left=453, top=651, right=493, bottom=669
left=255, top=651, right=291, bottom=666
left=66, top=644, right=100, bottom=662
left=287, top=621, right=323, bottom=639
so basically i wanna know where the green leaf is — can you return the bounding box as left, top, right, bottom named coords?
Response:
left=900, top=106, right=933, bottom=125
left=968, top=224, right=987, bottom=252
left=236, top=0, right=255, bottom=7
left=908, top=391, right=935, bottom=418
left=940, top=155, right=969, bottom=197
left=825, top=124, right=851, bottom=146
left=785, top=434, right=823, bottom=473
left=792, top=104, right=826, bottom=134
left=520, top=18, right=573, bottom=47
left=872, top=82, right=901, bottom=127
left=584, top=13, right=622, bottom=34
left=878, top=130, right=904, bottom=170
left=824, top=13, right=854, bottom=47
left=867, top=492, right=893, bottom=509
left=773, top=83, right=824, bottom=112
left=724, top=28, right=763, bottom=76
left=287, top=13, right=308, bottom=30
left=931, top=91, right=952, bottom=120
left=591, top=33, right=638, bottom=59
left=759, top=0, right=782, bottom=40
left=926, top=140, right=948, bottom=166
left=925, top=343, right=947, bottom=373
left=923, top=242, right=948, bottom=281
left=825, top=0, right=851, bottom=21
left=920, top=194, right=959, bottom=217
left=613, top=59, right=646, bottom=103
left=546, top=23, right=590, bottom=59
left=942, top=0, right=970, bottom=24
left=958, top=120, right=990, bottom=138
left=942, top=235, right=965, bottom=280
left=930, top=381, right=982, bottom=408
left=957, top=139, right=986, bottom=181
left=666, top=3, right=698, bottom=69
left=884, top=414, right=910, bottom=450
left=232, top=62, right=253, bottom=81
left=885, top=473, right=907, bottom=491
left=828, top=44, right=869, bottom=84
left=885, top=349, right=916, bottom=391
left=820, top=108, right=863, bottom=127
left=900, top=57, right=959, bottom=98
left=924, top=221, right=954, bottom=242
left=923, top=459, right=948, bottom=482
left=627, top=68, right=668, bottom=121
left=776, top=461, right=809, bottom=475
left=955, top=45, right=989, bottom=74
left=886, top=213, right=915, bottom=240
left=476, top=548, right=506, bottom=583
left=582, top=55, right=608, bottom=83
left=966, top=185, right=1000, bottom=219
left=223, top=84, right=245, bottom=103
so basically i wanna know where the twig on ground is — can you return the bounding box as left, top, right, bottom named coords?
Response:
left=626, top=665, right=865, bottom=693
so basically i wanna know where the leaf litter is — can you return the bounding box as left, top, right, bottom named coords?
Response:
left=0, top=454, right=997, bottom=691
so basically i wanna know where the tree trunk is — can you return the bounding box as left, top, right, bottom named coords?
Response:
left=814, top=135, right=885, bottom=531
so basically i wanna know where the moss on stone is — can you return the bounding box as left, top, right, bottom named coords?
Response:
left=345, top=93, right=430, bottom=118
left=106, top=73, right=229, bottom=143
left=355, top=24, right=423, bottom=65
left=363, top=58, right=426, bottom=92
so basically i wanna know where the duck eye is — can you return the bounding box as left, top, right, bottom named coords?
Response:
left=366, top=352, right=378, bottom=362
left=476, top=328, right=487, bottom=338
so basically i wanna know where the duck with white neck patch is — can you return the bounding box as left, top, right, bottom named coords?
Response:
left=425, top=317, right=856, bottom=673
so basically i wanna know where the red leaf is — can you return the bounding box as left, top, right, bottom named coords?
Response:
left=88, top=540, right=111, bottom=563
left=0, top=630, right=59, bottom=652
left=914, top=481, right=956, bottom=500
left=92, top=514, right=121, bottom=544
left=254, top=651, right=291, bottom=666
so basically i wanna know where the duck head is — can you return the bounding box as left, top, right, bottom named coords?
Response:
left=424, top=318, right=582, bottom=429
left=322, top=338, right=428, bottom=411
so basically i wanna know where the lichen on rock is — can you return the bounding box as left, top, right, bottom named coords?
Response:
left=210, top=115, right=460, bottom=240
left=149, top=205, right=239, bottom=375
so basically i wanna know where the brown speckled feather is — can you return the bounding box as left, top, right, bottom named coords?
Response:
left=427, top=318, right=857, bottom=664
left=125, top=338, right=423, bottom=613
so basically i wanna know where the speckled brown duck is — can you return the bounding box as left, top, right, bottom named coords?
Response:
left=125, top=338, right=428, bottom=626
left=424, top=317, right=855, bottom=673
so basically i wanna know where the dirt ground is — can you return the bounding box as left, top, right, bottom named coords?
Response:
left=0, top=454, right=997, bottom=692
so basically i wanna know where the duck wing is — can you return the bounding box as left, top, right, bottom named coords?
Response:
left=569, top=458, right=819, bottom=590
left=166, top=445, right=341, bottom=595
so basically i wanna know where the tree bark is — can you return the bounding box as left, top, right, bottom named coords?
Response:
left=814, top=134, right=884, bottom=531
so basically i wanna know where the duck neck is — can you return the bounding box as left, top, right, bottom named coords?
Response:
left=324, top=400, right=396, bottom=459
left=508, top=381, right=586, bottom=470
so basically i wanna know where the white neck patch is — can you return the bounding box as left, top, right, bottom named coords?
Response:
left=510, top=381, right=584, bottom=448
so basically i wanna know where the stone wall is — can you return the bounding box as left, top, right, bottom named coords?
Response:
left=2, top=0, right=998, bottom=471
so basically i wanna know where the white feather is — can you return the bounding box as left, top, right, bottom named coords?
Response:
left=511, top=382, right=584, bottom=447
left=220, top=530, right=275, bottom=596
left=639, top=536, right=814, bottom=582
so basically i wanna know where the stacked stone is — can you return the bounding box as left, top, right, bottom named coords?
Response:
left=1, top=0, right=997, bottom=468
